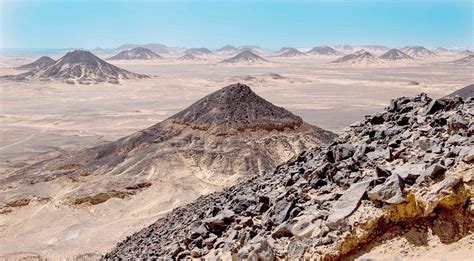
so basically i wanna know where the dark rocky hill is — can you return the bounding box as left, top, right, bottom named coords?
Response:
left=169, top=84, right=304, bottom=133
left=2, top=50, right=147, bottom=84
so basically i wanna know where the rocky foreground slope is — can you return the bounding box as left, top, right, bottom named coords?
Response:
left=105, top=93, right=473, bottom=259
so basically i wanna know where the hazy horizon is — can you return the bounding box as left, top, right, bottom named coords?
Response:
left=1, top=0, right=472, bottom=50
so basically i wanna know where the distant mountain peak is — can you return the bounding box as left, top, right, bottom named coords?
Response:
left=185, top=48, right=213, bottom=56
left=332, top=51, right=384, bottom=65
left=277, top=48, right=307, bottom=57
left=307, top=46, right=341, bottom=55
left=16, top=56, right=55, bottom=71
left=221, top=51, right=269, bottom=64
left=108, top=47, right=163, bottom=60
left=379, top=49, right=413, bottom=60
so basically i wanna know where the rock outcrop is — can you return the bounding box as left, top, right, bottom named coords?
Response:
left=1, top=50, right=147, bottom=84
left=16, top=56, right=55, bottom=71
left=107, top=47, right=163, bottom=60
left=104, top=93, right=473, bottom=259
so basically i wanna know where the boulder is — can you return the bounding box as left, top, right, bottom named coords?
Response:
left=203, top=209, right=235, bottom=234
left=368, top=173, right=405, bottom=204
left=327, top=179, right=373, bottom=224
left=448, top=114, right=469, bottom=133
left=392, top=164, right=425, bottom=182
left=290, top=216, right=322, bottom=239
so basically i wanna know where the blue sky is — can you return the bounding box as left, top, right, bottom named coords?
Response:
left=1, top=0, right=472, bottom=49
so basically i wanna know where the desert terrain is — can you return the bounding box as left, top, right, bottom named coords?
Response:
left=0, top=47, right=472, bottom=259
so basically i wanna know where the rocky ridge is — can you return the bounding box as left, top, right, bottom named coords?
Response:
left=104, top=93, right=473, bottom=259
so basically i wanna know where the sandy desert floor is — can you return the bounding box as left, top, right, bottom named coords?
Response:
left=0, top=53, right=472, bottom=259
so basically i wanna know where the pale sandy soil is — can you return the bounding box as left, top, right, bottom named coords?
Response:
left=0, top=53, right=472, bottom=259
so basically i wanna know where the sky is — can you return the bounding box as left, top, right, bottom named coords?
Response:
left=0, top=0, right=472, bottom=50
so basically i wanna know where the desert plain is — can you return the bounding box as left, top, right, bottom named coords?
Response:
left=0, top=50, right=472, bottom=259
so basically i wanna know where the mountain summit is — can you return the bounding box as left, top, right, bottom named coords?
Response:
left=169, top=83, right=303, bottom=132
